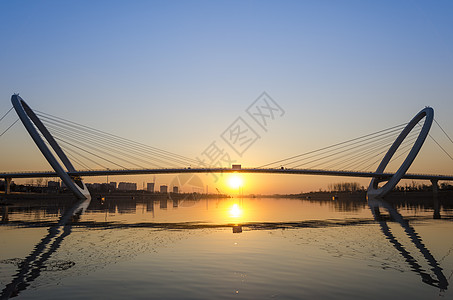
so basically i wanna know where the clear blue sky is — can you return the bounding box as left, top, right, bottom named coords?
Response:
left=1, top=1, right=453, bottom=193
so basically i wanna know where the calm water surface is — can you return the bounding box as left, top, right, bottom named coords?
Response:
left=1, top=194, right=452, bottom=299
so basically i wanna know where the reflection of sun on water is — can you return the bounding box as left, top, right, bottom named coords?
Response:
left=229, top=203, right=243, bottom=218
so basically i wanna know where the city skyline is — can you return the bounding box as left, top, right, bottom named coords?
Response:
left=1, top=1, right=453, bottom=194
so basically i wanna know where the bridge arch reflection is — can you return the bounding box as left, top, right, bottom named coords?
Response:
left=368, top=197, right=448, bottom=291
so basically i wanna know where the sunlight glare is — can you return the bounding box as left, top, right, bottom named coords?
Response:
left=228, top=175, right=243, bottom=190
left=229, top=203, right=243, bottom=218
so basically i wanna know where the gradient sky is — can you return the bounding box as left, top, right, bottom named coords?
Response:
left=1, top=1, right=453, bottom=194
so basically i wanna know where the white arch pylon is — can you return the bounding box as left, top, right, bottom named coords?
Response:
left=11, top=94, right=91, bottom=200
left=367, top=107, right=434, bottom=198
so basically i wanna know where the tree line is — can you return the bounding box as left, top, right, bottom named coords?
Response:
left=327, top=181, right=453, bottom=192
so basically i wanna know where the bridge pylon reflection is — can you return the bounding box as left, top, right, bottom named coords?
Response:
left=368, top=198, right=448, bottom=291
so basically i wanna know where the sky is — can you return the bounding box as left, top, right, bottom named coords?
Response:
left=1, top=0, right=453, bottom=194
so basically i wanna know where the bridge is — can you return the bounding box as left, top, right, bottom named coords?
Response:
left=1, top=94, right=453, bottom=200
left=2, top=167, right=453, bottom=181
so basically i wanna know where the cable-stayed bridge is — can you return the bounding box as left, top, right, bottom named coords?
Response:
left=1, top=94, right=453, bottom=199
left=1, top=168, right=453, bottom=182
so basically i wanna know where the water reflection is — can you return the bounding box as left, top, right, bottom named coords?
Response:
left=159, top=198, right=167, bottom=209
left=368, top=197, right=448, bottom=291
left=1, top=194, right=452, bottom=299
left=228, top=201, right=244, bottom=233
left=1, top=205, right=8, bottom=224
left=0, top=197, right=91, bottom=299
left=3, top=194, right=452, bottom=229
left=229, top=203, right=243, bottom=219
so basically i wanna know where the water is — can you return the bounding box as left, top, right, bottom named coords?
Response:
left=1, top=193, right=452, bottom=299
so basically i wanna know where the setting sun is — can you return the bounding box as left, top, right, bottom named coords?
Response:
left=228, top=175, right=244, bottom=190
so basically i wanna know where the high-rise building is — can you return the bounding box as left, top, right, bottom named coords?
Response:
left=147, top=182, right=155, bottom=193
left=172, top=186, right=179, bottom=193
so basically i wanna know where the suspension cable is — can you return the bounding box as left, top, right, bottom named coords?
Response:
left=54, top=137, right=129, bottom=169
left=42, top=137, right=93, bottom=171
left=289, top=128, right=407, bottom=169
left=416, top=122, right=453, bottom=161
left=258, top=123, right=407, bottom=168
left=36, top=110, right=200, bottom=165
left=361, top=134, right=420, bottom=171
left=429, top=135, right=453, bottom=161
left=0, top=107, right=13, bottom=123
left=434, top=118, right=453, bottom=144
left=335, top=129, right=422, bottom=171
left=0, top=119, right=19, bottom=137
left=38, top=114, right=198, bottom=167
left=324, top=131, right=418, bottom=170
left=284, top=125, right=405, bottom=169
left=43, top=121, right=181, bottom=168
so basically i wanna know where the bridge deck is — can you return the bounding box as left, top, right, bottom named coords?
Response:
left=1, top=168, right=453, bottom=181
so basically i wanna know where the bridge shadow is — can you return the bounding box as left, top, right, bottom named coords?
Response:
left=0, top=197, right=91, bottom=299
left=368, top=197, right=448, bottom=291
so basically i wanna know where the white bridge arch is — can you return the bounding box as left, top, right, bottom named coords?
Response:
left=367, top=107, right=434, bottom=198
left=11, top=95, right=91, bottom=200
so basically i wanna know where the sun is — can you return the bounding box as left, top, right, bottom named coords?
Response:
left=228, top=175, right=243, bottom=190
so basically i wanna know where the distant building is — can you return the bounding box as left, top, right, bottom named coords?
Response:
left=118, top=182, right=137, bottom=191
left=86, top=183, right=107, bottom=191
left=109, top=182, right=117, bottom=191
left=172, top=186, right=179, bottom=193
left=147, top=182, right=155, bottom=193
left=160, top=185, right=168, bottom=193
left=47, top=181, right=60, bottom=189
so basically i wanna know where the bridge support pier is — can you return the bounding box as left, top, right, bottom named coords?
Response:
left=431, top=179, right=440, bottom=219
left=4, top=178, right=12, bottom=195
